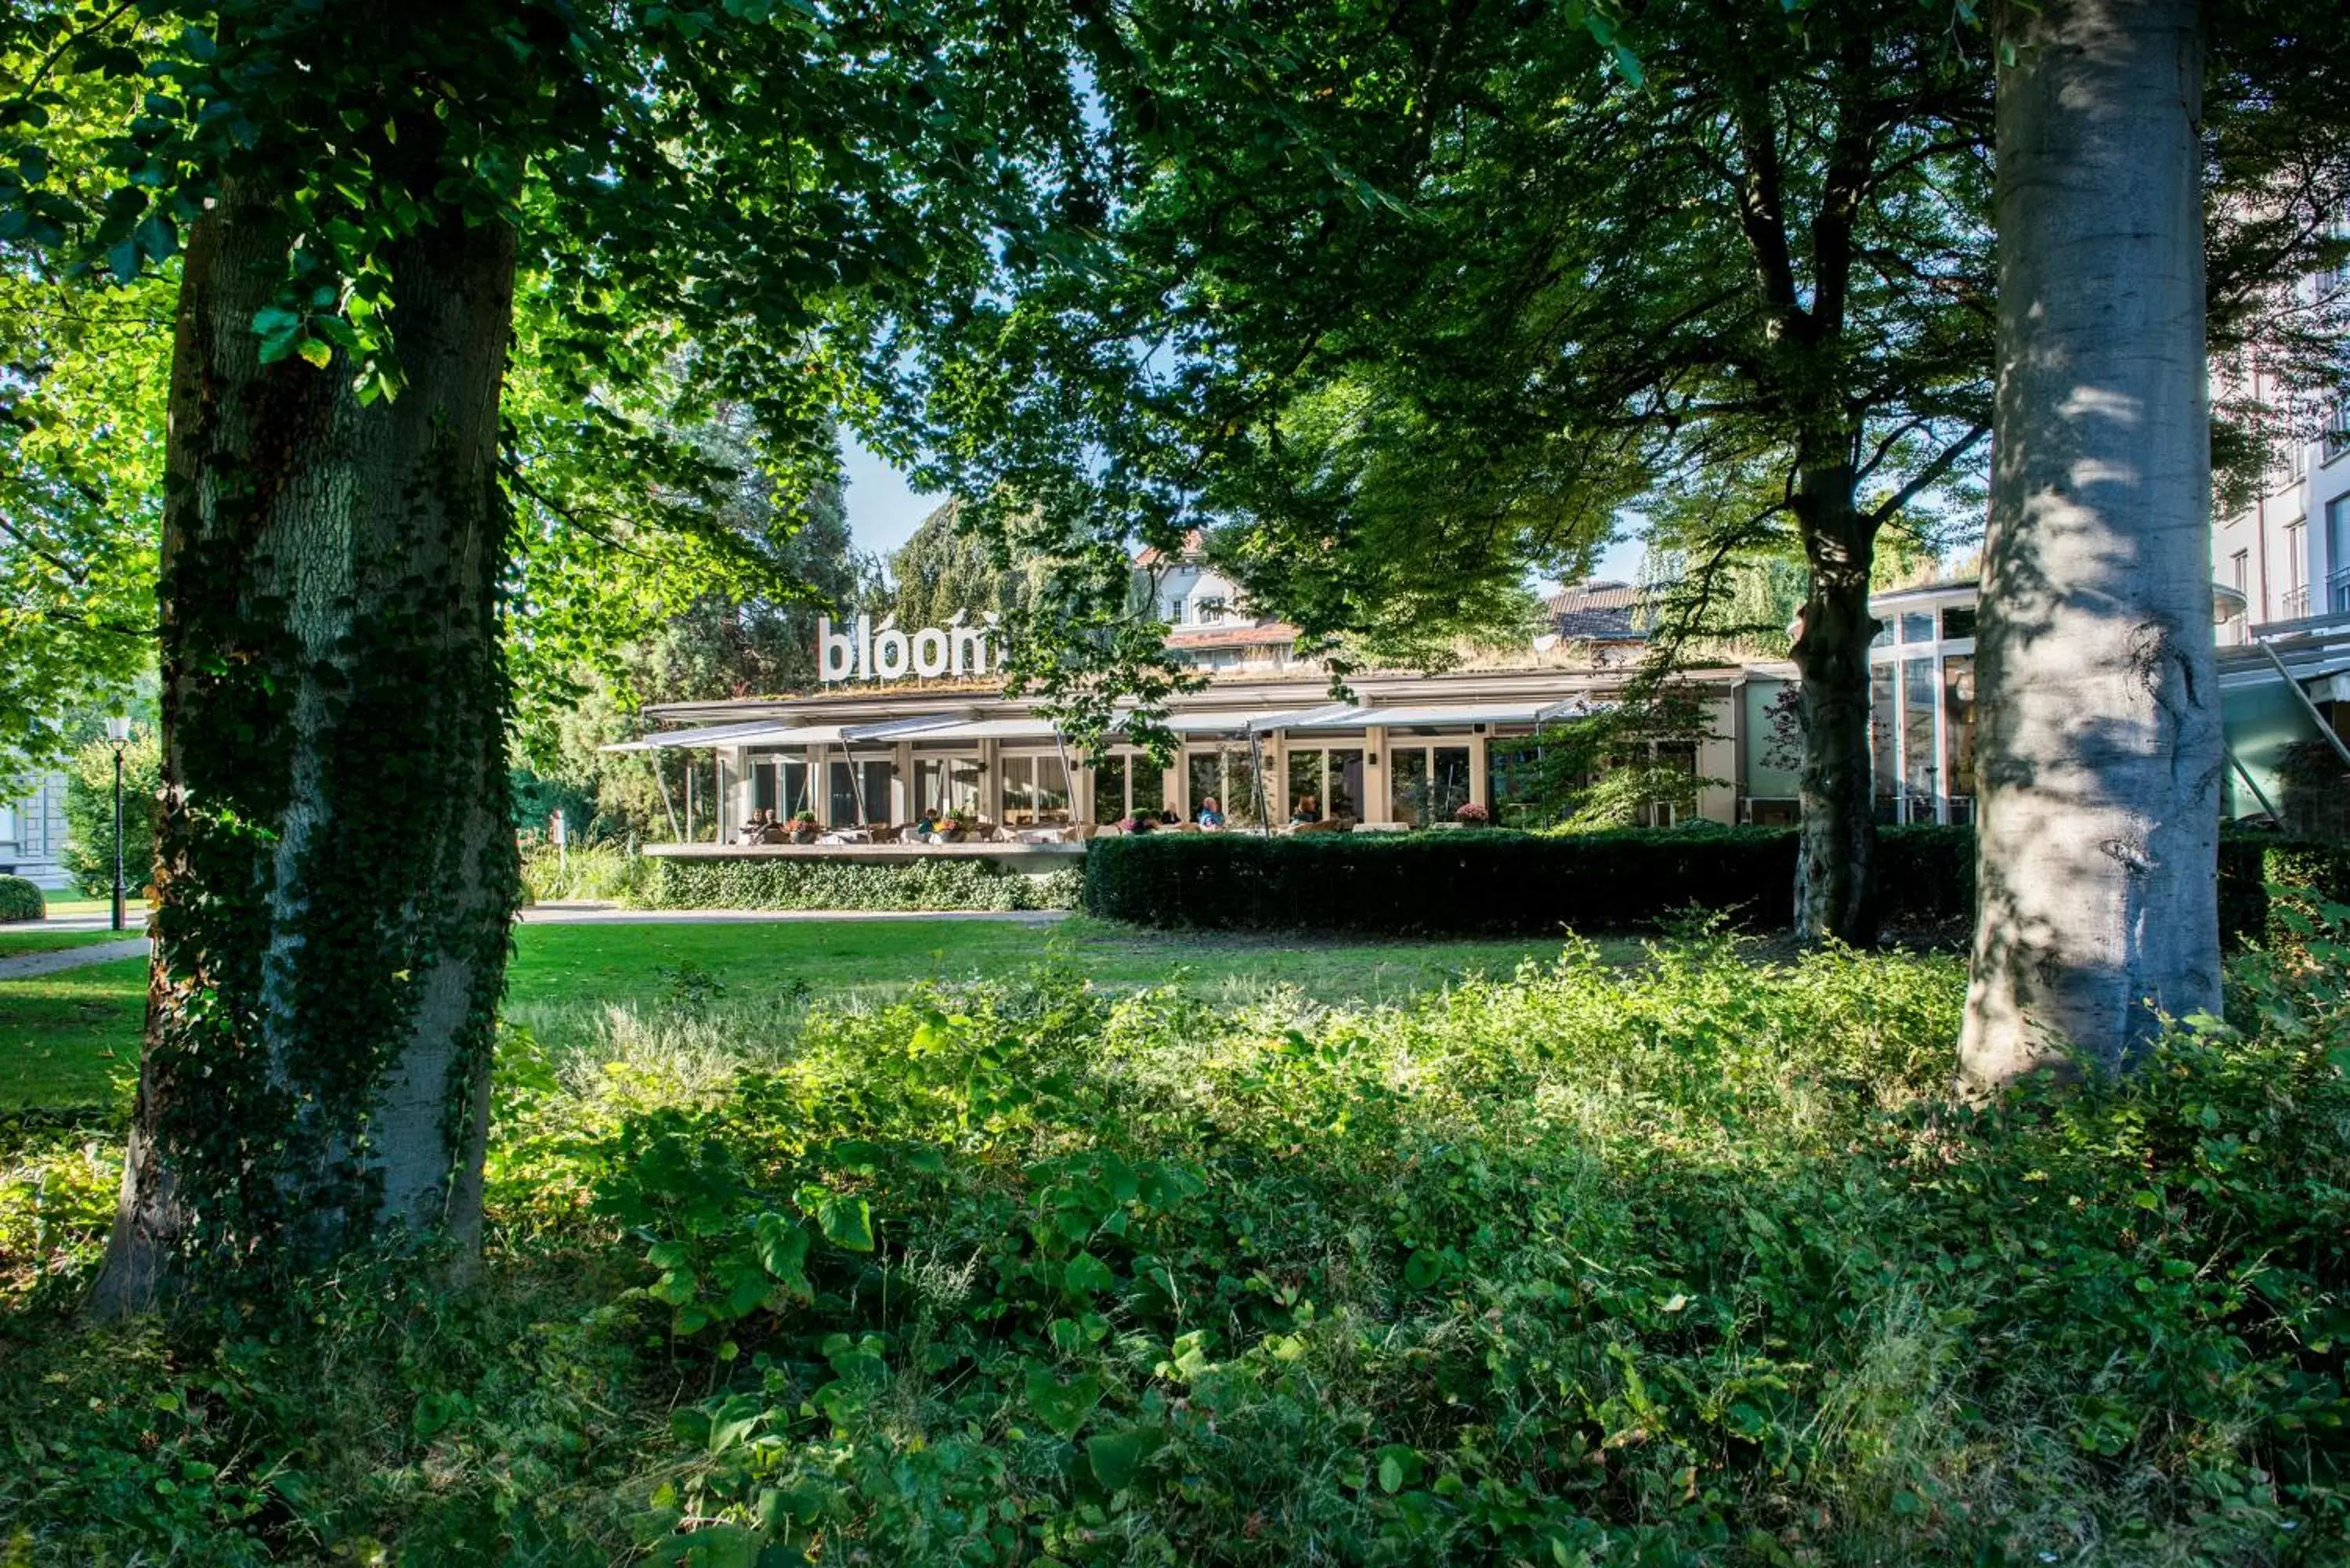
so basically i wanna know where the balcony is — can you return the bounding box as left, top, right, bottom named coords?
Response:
left=2284, top=584, right=2311, bottom=620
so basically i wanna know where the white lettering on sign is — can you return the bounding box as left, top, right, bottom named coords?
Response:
left=819, top=611, right=999, bottom=683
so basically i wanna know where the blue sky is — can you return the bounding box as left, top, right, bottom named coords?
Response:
left=839, top=433, right=1648, bottom=590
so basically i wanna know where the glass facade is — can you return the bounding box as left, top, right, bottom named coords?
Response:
left=827, top=759, right=894, bottom=826
left=1867, top=594, right=1978, bottom=825
left=1387, top=745, right=1471, bottom=826
left=1000, top=754, right=1071, bottom=826
left=1871, top=665, right=1898, bottom=818
left=1283, top=746, right=1364, bottom=822
left=1389, top=744, right=1428, bottom=826
left=913, top=756, right=982, bottom=817
left=1091, top=754, right=1166, bottom=824
left=1187, top=745, right=1261, bottom=826
left=750, top=757, right=810, bottom=818
left=1901, top=656, right=1937, bottom=809
left=1943, top=655, right=1976, bottom=820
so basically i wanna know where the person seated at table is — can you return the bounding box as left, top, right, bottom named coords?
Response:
left=1289, top=793, right=1321, bottom=826
left=910, top=806, right=942, bottom=838
left=1196, top=796, right=1224, bottom=829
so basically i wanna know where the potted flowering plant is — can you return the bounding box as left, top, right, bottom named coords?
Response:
left=944, top=807, right=978, bottom=842
left=789, top=807, right=819, bottom=844
left=1453, top=800, right=1492, bottom=829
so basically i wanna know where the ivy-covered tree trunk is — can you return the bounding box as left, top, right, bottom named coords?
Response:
left=92, top=179, right=520, bottom=1314
left=1960, top=0, right=2222, bottom=1086
left=1790, top=458, right=1882, bottom=947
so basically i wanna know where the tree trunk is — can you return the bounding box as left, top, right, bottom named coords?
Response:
left=1960, top=0, right=2222, bottom=1087
left=91, top=179, right=519, bottom=1314
left=1791, top=461, right=1881, bottom=947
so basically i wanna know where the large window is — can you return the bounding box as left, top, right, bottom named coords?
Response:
left=1092, top=754, right=1166, bottom=825
left=1387, top=745, right=1470, bottom=826
left=826, top=759, right=894, bottom=826
left=1389, top=745, right=1428, bottom=826
left=1000, top=753, right=1071, bottom=826
left=1186, top=744, right=1261, bottom=826
left=1283, top=746, right=1364, bottom=822
left=1638, top=742, right=1697, bottom=827
left=914, top=756, right=982, bottom=817
left=1943, top=655, right=1976, bottom=823
left=1902, top=656, right=1937, bottom=811
left=1871, top=665, right=1899, bottom=821
left=1487, top=739, right=1560, bottom=828
left=750, top=757, right=809, bottom=819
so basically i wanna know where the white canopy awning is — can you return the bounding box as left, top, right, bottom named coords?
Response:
left=1269, top=699, right=1607, bottom=730
left=601, top=719, right=803, bottom=753
left=906, top=717, right=1066, bottom=742
left=602, top=713, right=965, bottom=753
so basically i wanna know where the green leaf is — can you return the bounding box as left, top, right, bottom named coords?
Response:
left=1063, top=1251, right=1115, bottom=1295
left=1023, top=1366, right=1102, bottom=1440
left=1084, top=1425, right=1162, bottom=1492
left=1375, top=1443, right=1419, bottom=1494
left=816, top=1194, right=873, bottom=1252
left=749, top=1212, right=810, bottom=1288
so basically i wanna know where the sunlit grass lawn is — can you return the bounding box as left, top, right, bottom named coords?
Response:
left=505, top=916, right=1621, bottom=1010
left=0, top=930, right=144, bottom=959
left=2, top=917, right=1628, bottom=1111
left=0, top=958, right=146, bottom=1109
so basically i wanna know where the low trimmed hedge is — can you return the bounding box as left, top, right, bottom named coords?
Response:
left=642, top=856, right=1083, bottom=913
left=0, top=875, right=43, bottom=923
left=1082, top=825, right=2348, bottom=948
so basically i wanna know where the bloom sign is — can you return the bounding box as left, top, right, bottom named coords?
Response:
left=818, top=612, right=1000, bottom=683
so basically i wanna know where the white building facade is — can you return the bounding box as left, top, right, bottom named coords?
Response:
left=0, top=771, right=73, bottom=889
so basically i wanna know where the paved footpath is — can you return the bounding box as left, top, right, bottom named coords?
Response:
left=0, top=905, right=1068, bottom=981
left=0, top=936, right=150, bottom=981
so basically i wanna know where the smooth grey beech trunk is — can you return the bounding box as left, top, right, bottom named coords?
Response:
left=92, top=179, right=519, bottom=1314
left=1961, top=0, right=2223, bottom=1086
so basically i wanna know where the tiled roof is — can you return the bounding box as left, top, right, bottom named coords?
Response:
left=1133, top=529, right=1209, bottom=568
left=1166, top=623, right=1298, bottom=649
left=1543, top=580, right=1640, bottom=616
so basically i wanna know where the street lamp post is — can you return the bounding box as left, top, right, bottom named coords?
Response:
left=103, top=716, right=131, bottom=932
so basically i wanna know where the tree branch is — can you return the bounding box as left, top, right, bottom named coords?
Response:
left=1864, top=421, right=1988, bottom=529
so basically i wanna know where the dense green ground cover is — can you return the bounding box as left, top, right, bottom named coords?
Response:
left=4, top=914, right=2348, bottom=1564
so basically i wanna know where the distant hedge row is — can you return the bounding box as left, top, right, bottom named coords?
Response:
left=1081, top=826, right=2348, bottom=949
left=642, top=856, right=1083, bottom=913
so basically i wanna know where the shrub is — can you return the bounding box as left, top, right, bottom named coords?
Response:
left=0, top=875, right=43, bottom=922
left=643, top=854, right=1083, bottom=912
left=1086, top=824, right=1969, bottom=935
left=1085, top=823, right=2348, bottom=945
left=520, top=842, right=650, bottom=904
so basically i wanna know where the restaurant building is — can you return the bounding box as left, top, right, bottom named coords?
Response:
left=611, top=551, right=2350, bottom=856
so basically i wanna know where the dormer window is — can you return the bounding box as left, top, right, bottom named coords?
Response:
left=1168, top=596, right=1187, bottom=625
